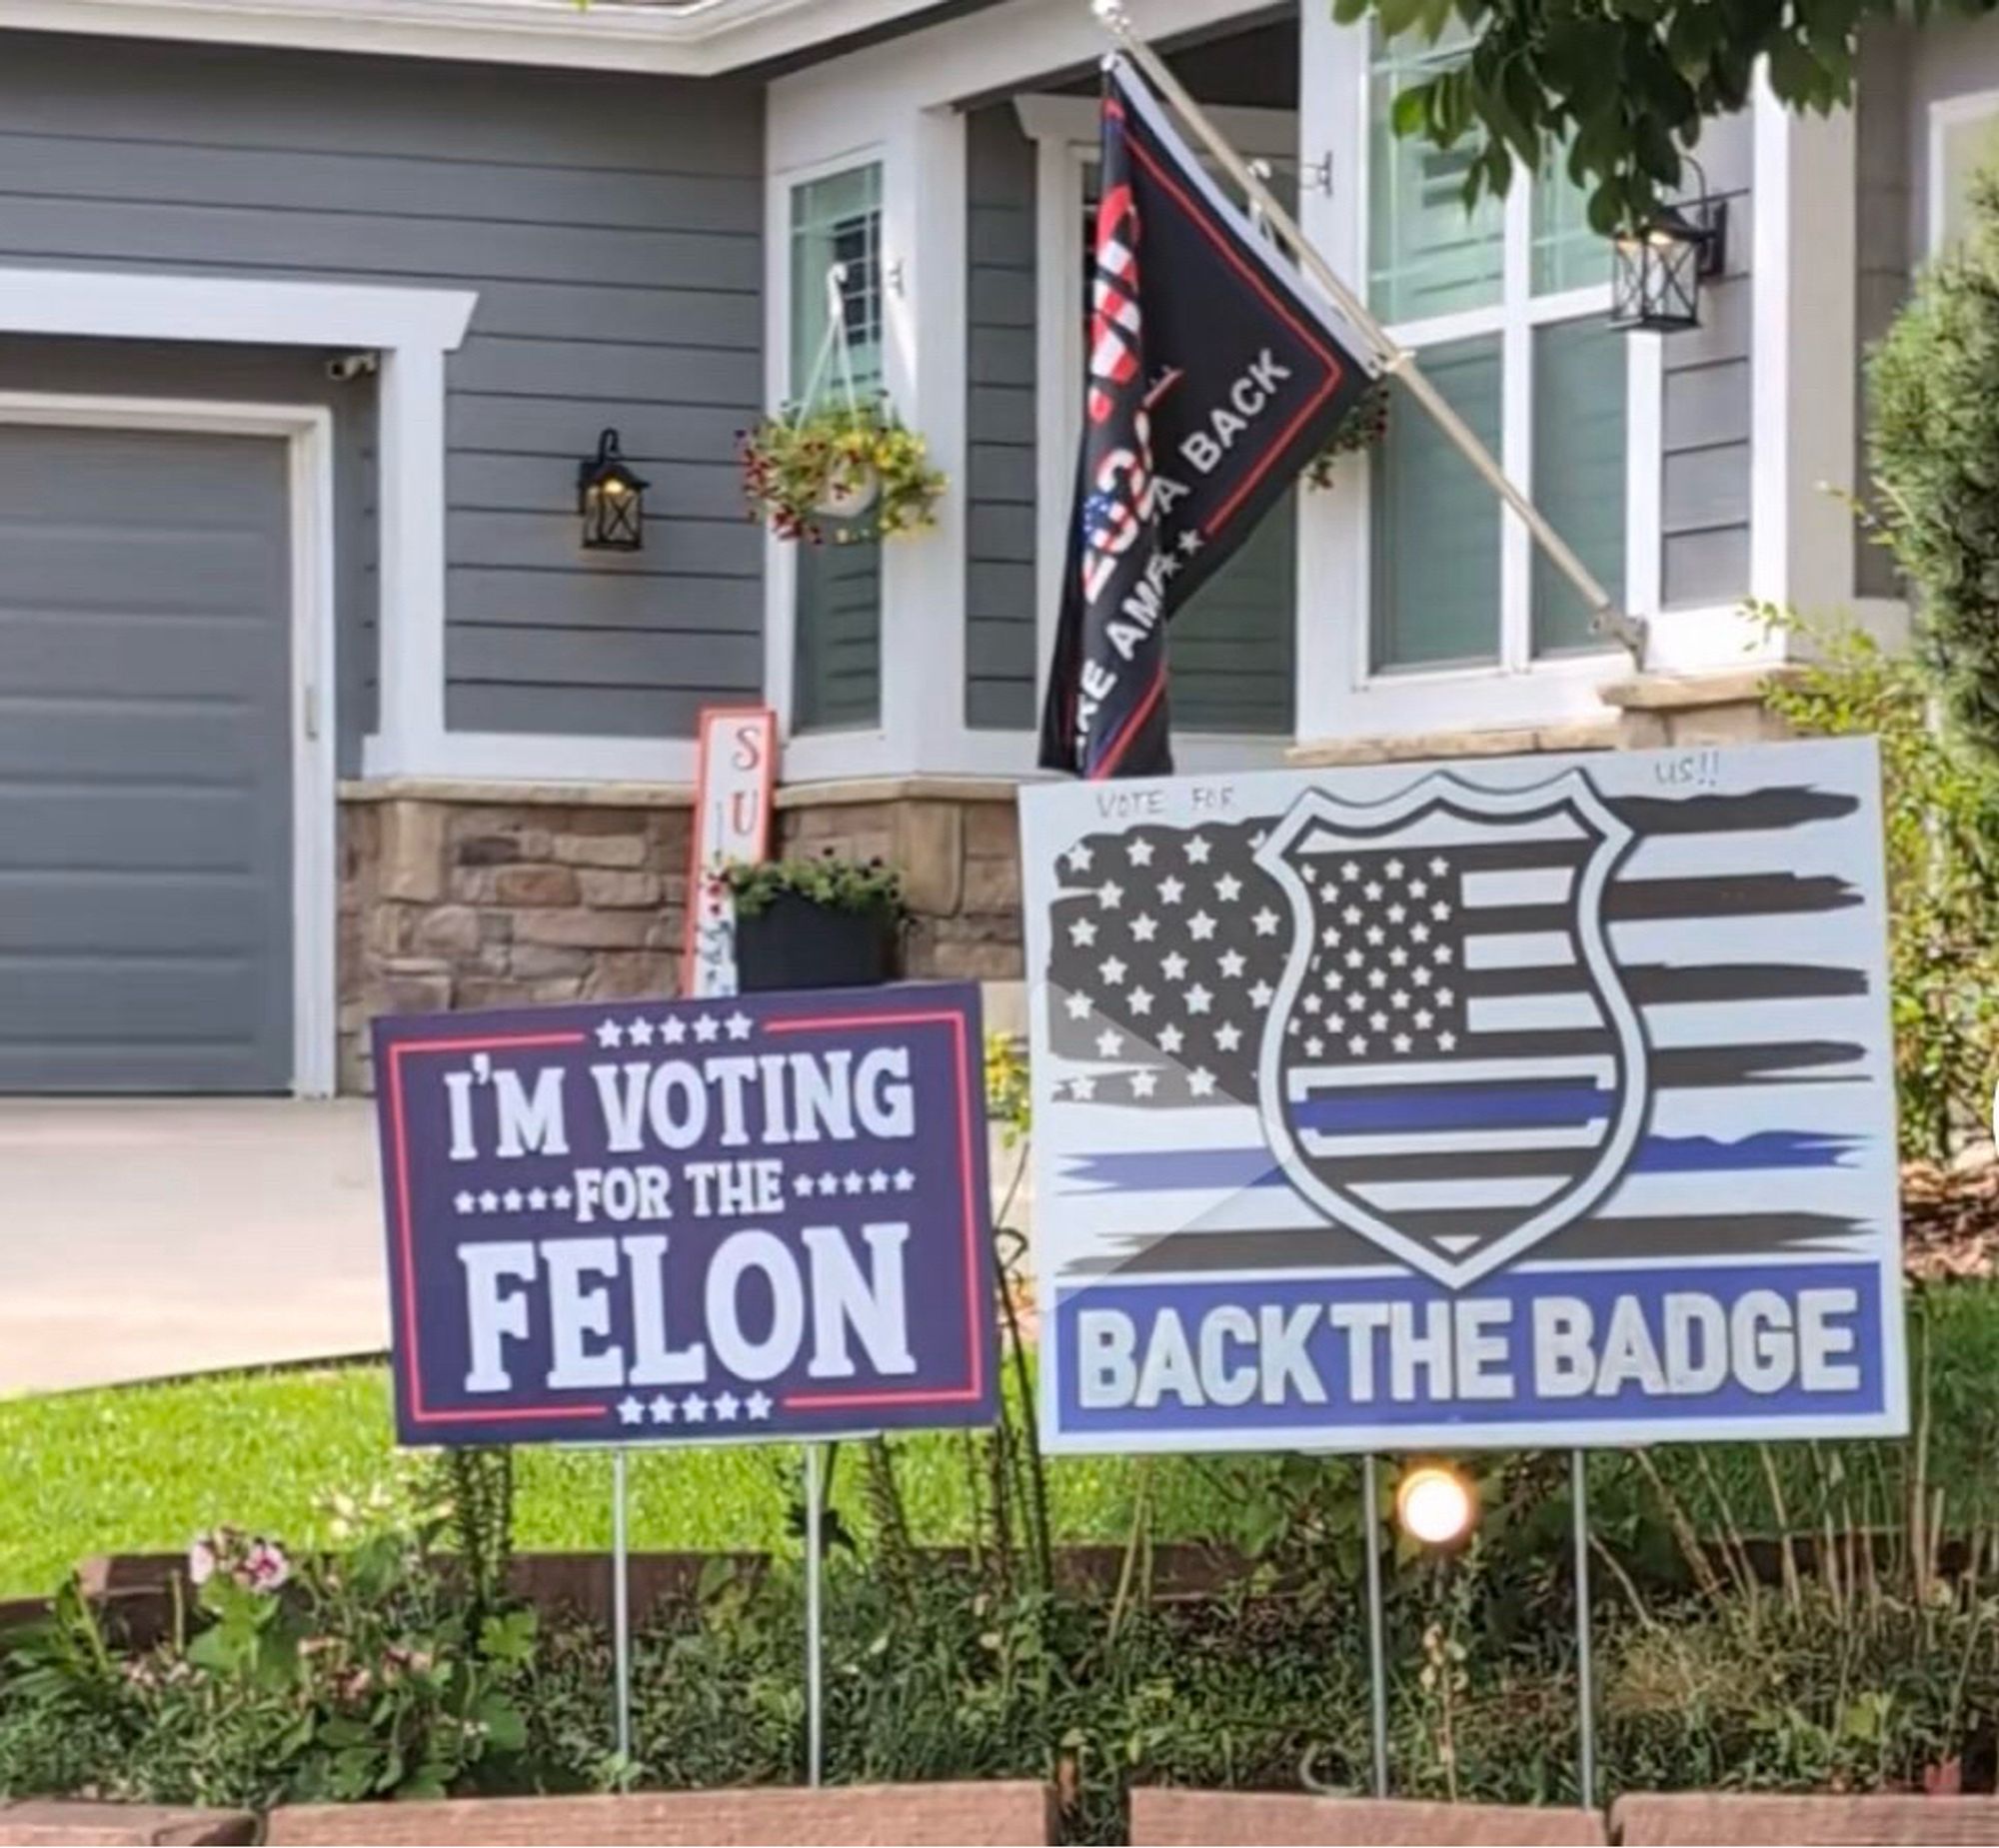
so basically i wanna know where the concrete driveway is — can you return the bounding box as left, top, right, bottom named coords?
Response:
left=0, top=1099, right=389, bottom=1395
left=0, top=1096, right=1033, bottom=1397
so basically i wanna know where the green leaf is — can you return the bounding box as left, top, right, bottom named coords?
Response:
left=475, top=1694, right=528, bottom=1754
left=1390, top=80, right=1431, bottom=138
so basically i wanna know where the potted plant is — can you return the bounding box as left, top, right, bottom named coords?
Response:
left=739, top=395, right=946, bottom=545
left=722, top=851, right=906, bottom=991
left=1303, top=380, right=1390, bottom=491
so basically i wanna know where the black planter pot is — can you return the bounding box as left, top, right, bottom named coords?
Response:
left=734, top=892, right=900, bottom=992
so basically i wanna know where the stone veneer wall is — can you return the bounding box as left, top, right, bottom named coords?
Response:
left=337, top=781, right=1024, bottom=1093
left=339, top=679, right=1786, bottom=1091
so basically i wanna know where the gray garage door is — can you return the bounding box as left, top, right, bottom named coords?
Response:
left=0, top=423, right=294, bottom=1092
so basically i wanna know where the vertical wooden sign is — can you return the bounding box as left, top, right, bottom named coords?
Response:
left=682, top=707, right=778, bottom=998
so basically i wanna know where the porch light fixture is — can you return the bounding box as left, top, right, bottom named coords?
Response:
left=578, top=427, right=649, bottom=551
left=1609, top=158, right=1728, bottom=334
left=1393, top=1462, right=1479, bottom=1548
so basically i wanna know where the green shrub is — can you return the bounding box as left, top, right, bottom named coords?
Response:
left=1868, top=172, right=1999, bottom=764
left=1761, top=611, right=1999, bottom=1161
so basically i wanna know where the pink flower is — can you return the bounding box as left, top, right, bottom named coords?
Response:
left=242, top=1538, right=290, bottom=1592
left=187, top=1537, right=218, bottom=1587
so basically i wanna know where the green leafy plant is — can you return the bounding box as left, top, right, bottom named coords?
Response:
left=0, top=1487, right=535, bottom=1810
left=1760, top=606, right=1999, bottom=1162
left=1868, top=172, right=1999, bottom=767
left=739, top=397, right=945, bottom=545
left=719, top=852, right=905, bottom=919
left=1330, top=0, right=1869, bottom=233
left=1303, top=381, right=1390, bottom=492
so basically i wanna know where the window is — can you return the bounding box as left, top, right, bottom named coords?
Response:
left=1365, top=32, right=1625, bottom=674
left=1932, top=94, right=1999, bottom=254
left=790, top=163, right=883, bottom=732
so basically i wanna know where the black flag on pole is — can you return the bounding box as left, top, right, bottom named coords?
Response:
left=1039, top=57, right=1378, bottom=780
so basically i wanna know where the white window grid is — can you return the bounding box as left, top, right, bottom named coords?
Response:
left=1366, top=117, right=1622, bottom=679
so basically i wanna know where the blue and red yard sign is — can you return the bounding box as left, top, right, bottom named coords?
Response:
left=371, top=983, right=996, bottom=1447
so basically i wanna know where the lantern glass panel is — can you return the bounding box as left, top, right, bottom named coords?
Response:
left=579, top=433, right=648, bottom=552
left=1610, top=222, right=1703, bottom=331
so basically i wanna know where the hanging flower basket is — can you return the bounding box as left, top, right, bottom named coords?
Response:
left=1304, top=381, right=1390, bottom=491
left=740, top=396, right=945, bottom=545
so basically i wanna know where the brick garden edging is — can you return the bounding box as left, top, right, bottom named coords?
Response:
left=1130, top=1788, right=1609, bottom=1845
left=0, top=1800, right=254, bottom=1845
left=12, top=1789, right=1999, bottom=1846
left=263, top=1783, right=1060, bottom=1845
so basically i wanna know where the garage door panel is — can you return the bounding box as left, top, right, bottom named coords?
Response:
left=0, top=700, right=267, bottom=785
left=0, top=609, right=285, bottom=701
left=0, top=423, right=293, bottom=1093
left=0, top=786, right=268, bottom=873
left=0, top=873, right=270, bottom=953
left=0, top=955, right=273, bottom=1043
left=0, top=435, right=289, bottom=517
left=0, top=1041, right=280, bottom=1091
left=0, top=528, right=286, bottom=616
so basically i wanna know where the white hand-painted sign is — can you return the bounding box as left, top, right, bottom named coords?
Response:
left=683, top=707, right=778, bottom=999
left=1018, top=739, right=1907, bottom=1453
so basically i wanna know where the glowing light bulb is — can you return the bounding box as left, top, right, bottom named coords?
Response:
left=1394, top=1463, right=1477, bottom=1547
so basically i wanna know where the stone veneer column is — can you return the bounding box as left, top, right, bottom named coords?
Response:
left=339, top=784, right=694, bottom=1092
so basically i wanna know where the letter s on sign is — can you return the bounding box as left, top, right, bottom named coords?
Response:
left=731, top=723, right=765, bottom=772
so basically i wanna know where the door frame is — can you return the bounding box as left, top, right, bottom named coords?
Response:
left=0, top=393, right=337, bottom=1096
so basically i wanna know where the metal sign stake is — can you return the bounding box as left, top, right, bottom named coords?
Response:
left=1571, top=1449, right=1597, bottom=1809
left=1360, top=1453, right=1390, bottom=1798
left=805, top=1441, right=826, bottom=1787
left=612, top=1446, right=633, bottom=1765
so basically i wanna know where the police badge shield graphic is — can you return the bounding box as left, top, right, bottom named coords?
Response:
left=1252, top=772, right=1648, bottom=1290
left=1020, top=743, right=1909, bottom=1456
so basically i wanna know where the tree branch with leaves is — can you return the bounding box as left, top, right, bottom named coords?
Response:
left=1337, top=0, right=1915, bottom=233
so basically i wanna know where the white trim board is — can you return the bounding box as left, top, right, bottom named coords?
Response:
left=0, top=392, right=339, bottom=1098
left=0, top=266, right=476, bottom=784
left=0, top=0, right=958, bottom=75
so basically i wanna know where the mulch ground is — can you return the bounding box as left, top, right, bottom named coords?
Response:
left=1903, top=1150, right=1999, bottom=1279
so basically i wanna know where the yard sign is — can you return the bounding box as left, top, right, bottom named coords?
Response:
left=1019, top=738, right=1908, bottom=1453
left=682, top=705, right=779, bottom=998
left=372, top=983, right=996, bottom=1447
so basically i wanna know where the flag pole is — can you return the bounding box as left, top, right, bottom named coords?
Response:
left=1088, top=0, right=1648, bottom=665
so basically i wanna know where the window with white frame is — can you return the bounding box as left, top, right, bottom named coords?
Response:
left=1931, top=92, right=1999, bottom=253
left=790, top=162, right=884, bottom=732
left=1365, top=30, right=1625, bottom=673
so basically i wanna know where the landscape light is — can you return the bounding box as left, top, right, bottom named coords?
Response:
left=1394, top=1462, right=1478, bottom=1547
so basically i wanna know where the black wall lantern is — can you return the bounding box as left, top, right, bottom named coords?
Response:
left=578, top=427, right=649, bottom=551
left=1610, top=158, right=1728, bottom=334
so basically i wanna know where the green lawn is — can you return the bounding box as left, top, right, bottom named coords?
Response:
left=0, top=1360, right=1225, bottom=1596
left=4, top=1281, right=1996, bottom=1599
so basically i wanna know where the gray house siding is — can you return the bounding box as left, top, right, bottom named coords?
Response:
left=0, top=31, right=763, bottom=751
left=1660, top=107, right=1754, bottom=609
left=965, top=102, right=1040, bottom=732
